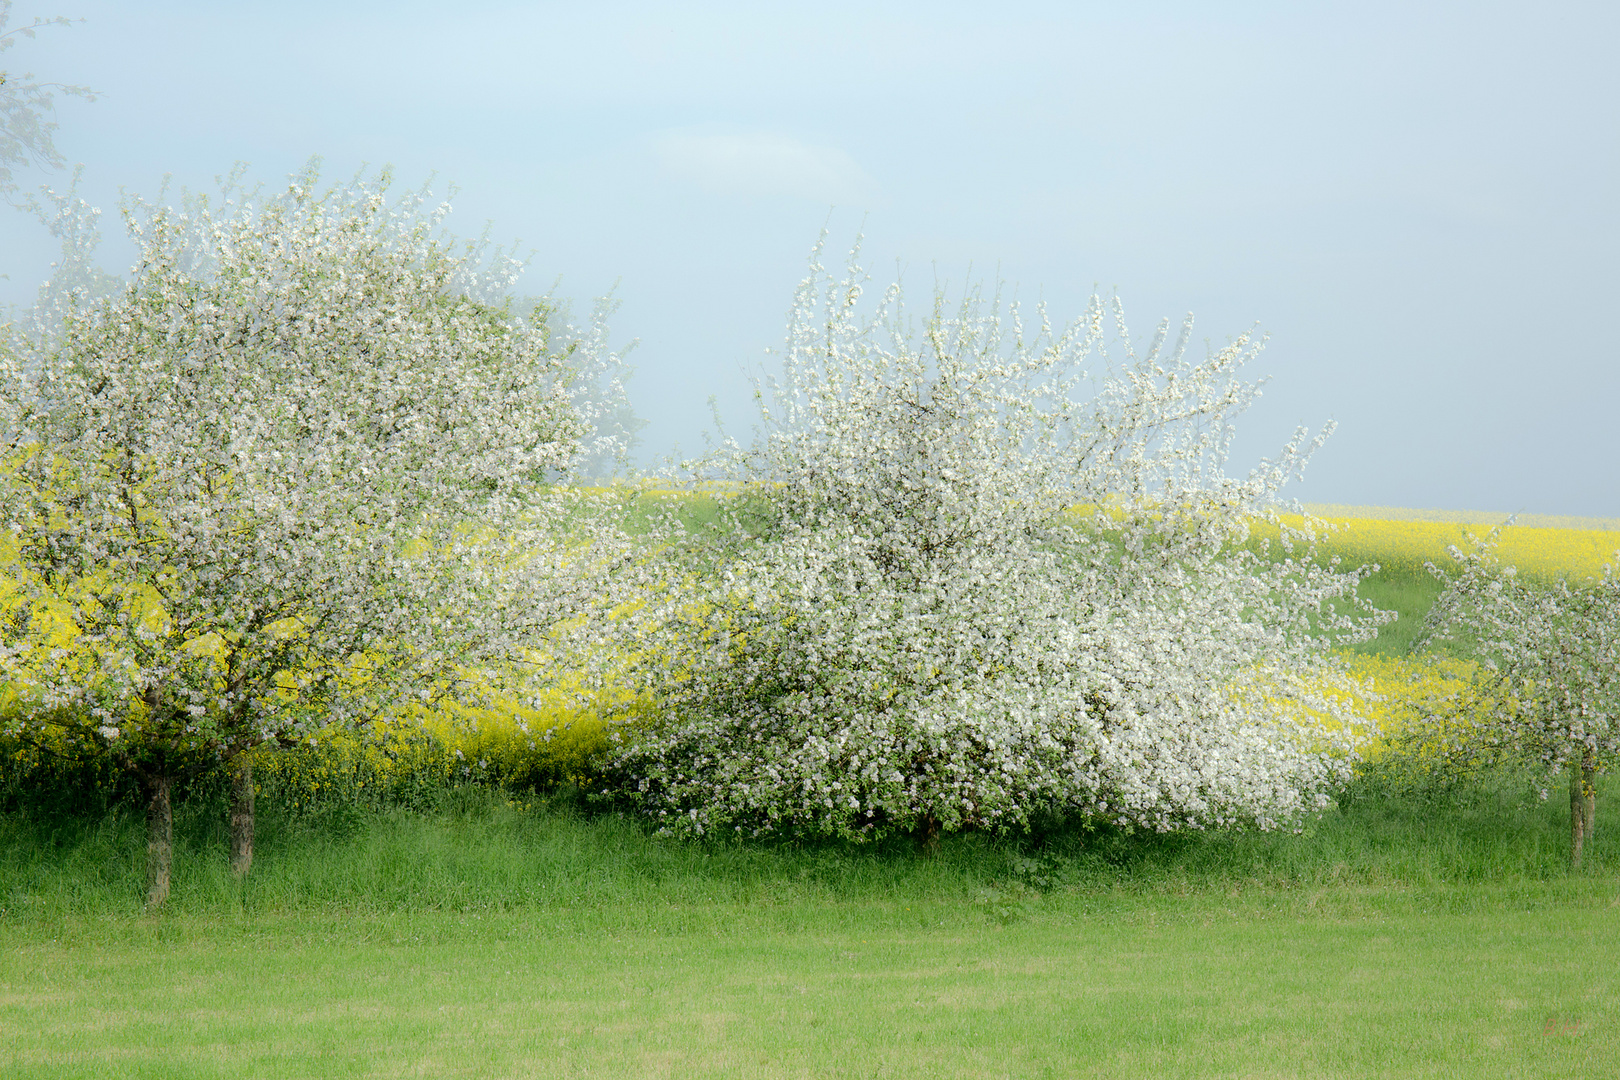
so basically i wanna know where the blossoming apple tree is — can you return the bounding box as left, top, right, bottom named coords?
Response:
left=609, top=238, right=1386, bottom=842
left=1421, top=532, right=1620, bottom=867
left=0, top=163, right=621, bottom=905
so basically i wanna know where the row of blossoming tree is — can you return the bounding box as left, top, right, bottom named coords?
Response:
left=4, top=165, right=1617, bottom=905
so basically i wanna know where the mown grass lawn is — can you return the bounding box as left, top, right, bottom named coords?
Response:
left=4, top=889, right=1618, bottom=1078
left=4, top=772, right=1619, bottom=1079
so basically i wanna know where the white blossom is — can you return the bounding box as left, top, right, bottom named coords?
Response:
left=608, top=235, right=1385, bottom=840
left=0, top=161, right=624, bottom=779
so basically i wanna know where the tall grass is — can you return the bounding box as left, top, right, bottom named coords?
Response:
left=2, top=762, right=1612, bottom=925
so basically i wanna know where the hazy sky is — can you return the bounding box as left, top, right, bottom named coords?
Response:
left=3, top=0, right=1616, bottom=515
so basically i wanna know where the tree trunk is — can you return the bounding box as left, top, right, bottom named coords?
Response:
left=1582, top=749, right=1597, bottom=844
left=145, top=774, right=173, bottom=908
left=230, top=755, right=255, bottom=877
left=1570, top=750, right=1596, bottom=869
left=918, top=813, right=942, bottom=857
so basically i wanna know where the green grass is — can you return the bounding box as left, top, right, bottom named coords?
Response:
left=1349, top=565, right=1446, bottom=655
left=5, top=899, right=1618, bottom=1078
left=3, top=770, right=1619, bottom=1077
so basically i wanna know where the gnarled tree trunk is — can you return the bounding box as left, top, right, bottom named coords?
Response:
left=230, top=755, right=255, bottom=877
left=145, top=774, right=173, bottom=908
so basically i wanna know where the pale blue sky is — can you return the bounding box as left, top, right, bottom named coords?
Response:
left=3, top=0, right=1616, bottom=515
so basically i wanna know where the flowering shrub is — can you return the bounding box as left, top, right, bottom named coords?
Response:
left=607, top=238, right=1387, bottom=841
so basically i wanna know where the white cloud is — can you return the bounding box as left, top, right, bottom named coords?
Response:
left=653, top=131, right=878, bottom=205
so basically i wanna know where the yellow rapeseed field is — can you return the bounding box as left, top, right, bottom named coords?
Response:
left=1292, top=503, right=1620, bottom=581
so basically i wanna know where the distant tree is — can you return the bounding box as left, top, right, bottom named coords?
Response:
left=0, top=162, right=618, bottom=905
left=1422, top=531, right=1620, bottom=867
left=0, top=1, right=96, bottom=204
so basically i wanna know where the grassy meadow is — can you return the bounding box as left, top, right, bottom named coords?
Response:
left=3, top=505, right=1619, bottom=1078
